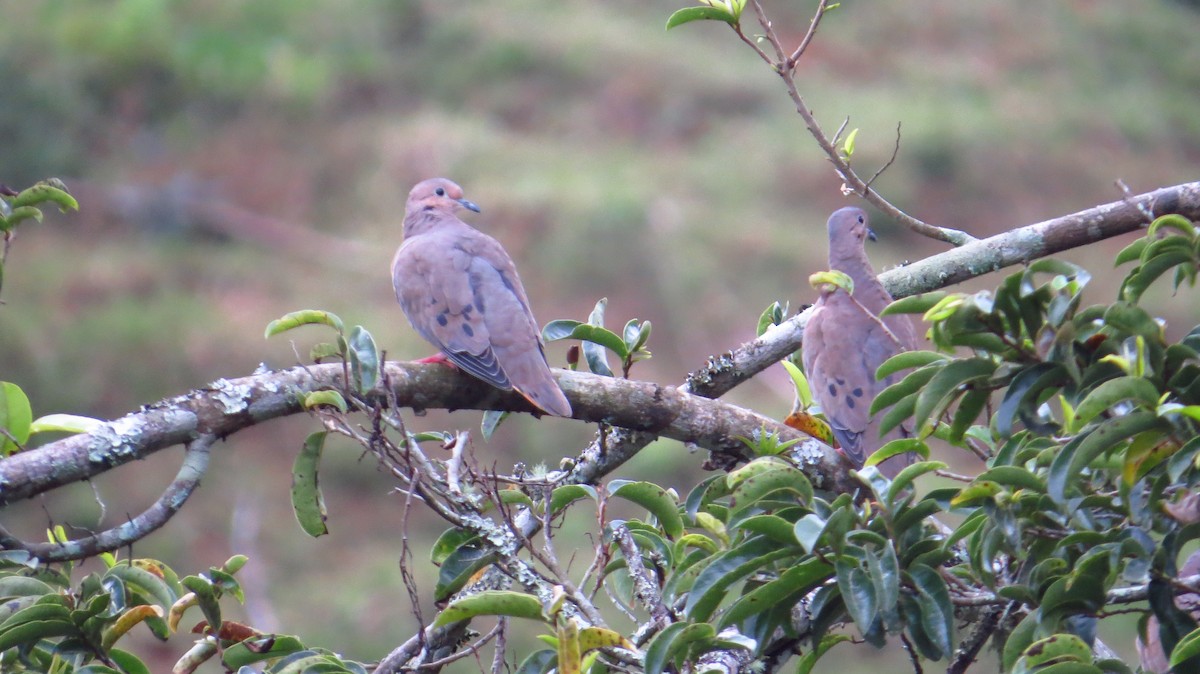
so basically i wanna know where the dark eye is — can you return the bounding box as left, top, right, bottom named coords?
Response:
left=435, top=187, right=446, bottom=197
left=857, top=215, right=865, bottom=224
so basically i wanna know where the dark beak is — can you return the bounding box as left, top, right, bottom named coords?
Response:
left=457, top=198, right=481, bottom=213
left=866, top=227, right=878, bottom=242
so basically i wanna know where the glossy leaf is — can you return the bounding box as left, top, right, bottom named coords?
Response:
left=608, top=480, right=684, bottom=539
left=685, top=537, right=793, bottom=621
left=291, top=432, right=329, bottom=537
left=0, top=382, right=32, bottom=455
left=433, top=590, right=544, bottom=627
left=666, top=5, right=738, bottom=30
left=346, top=325, right=379, bottom=393
left=264, top=310, right=344, bottom=338
left=1073, top=376, right=1161, bottom=428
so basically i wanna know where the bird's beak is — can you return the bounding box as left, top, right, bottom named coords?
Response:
left=866, top=227, right=878, bottom=242
left=457, top=198, right=481, bottom=213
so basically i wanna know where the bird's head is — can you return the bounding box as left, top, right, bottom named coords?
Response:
left=827, top=206, right=877, bottom=246
left=407, top=178, right=482, bottom=216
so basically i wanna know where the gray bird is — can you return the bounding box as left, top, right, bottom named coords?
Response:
left=391, top=178, right=572, bottom=417
left=802, top=209, right=920, bottom=478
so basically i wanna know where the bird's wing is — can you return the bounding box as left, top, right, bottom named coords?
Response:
left=393, top=234, right=509, bottom=389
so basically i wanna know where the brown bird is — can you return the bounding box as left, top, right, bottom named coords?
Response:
left=391, top=178, right=572, bottom=417
left=802, top=209, right=921, bottom=478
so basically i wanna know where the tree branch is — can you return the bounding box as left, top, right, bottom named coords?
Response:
left=0, top=365, right=844, bottom=509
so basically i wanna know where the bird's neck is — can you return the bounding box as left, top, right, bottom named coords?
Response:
left=828, top=247, right=873, bottom=276
left=403, top=209, right=442, bottom=238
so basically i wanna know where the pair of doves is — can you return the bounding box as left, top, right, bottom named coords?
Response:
left=391, top=178, right=916, bottom=474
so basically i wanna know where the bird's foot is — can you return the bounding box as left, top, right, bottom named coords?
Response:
left=413, top=352, right=457, bottom=369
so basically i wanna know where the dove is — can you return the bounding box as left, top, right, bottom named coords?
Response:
left=801, top=209, right=921, bottom=477
left=826, top=207, right=920, bottom=352
left=391, top=178, right=572, bottom=417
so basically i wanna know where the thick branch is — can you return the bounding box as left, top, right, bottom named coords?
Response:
left=0, top=365, right=845, bottom=508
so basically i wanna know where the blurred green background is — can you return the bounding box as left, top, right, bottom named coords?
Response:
left=2, top=0, right=1199, bottom=670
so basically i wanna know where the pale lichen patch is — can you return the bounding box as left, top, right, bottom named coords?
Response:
left=210, top=378, right=253, bottom=414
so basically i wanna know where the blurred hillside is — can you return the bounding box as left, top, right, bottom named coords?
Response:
left=2, top=0, right=1199, bottom=669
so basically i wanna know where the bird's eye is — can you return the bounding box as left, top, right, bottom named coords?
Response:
left=857, top=216, right=865, bottom=224
left=435, top=187, right=446, bottom=197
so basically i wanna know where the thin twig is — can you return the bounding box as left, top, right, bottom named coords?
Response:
left=864, top=121, right=903, bottom=191
left=786, top=0, right=832, bottom=69
left=739, top=0, right=975, bottom=246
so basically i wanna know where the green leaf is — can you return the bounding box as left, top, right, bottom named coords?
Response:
left=909, top=564, right=954, bottom=659
left=549, top=485, right=596, bottom=515
left=666, top=5, right=738, bottom=30
left=735, top=514, right=800, bottom=546
left=433, top=590, right=545, bottom=627
left=976, top=465, right=1046, bottom=492
left=346, top=325, right=379, bottom=393
left=1170, top=625, right=1200, bottom=669
left=912, top=357, right=996, bottom=432
left=1115, top=238, right=1149, bottom=267
left=780, top=360, right=813, bottom=409
left=1048, top=409, right=1166, bottom=502
left=28, top=413, right=104, bottom=436
left=481, top=410, right=509, bottom=441
left=1019, top=633, right=1094, bottom=669
left=431, top=528, right=479, bottom=566
left=1074, top=376, right=1162, bottom=428
left=884, top=459, right=944, bottom=504
left=795, top=634, right=852, bottom=674
left=881, top=292, right=949, bottom=316
left=644, top=622, right=717, bottom=673
left=1148, top=213, right=1197, bottom=238
left=871, top=363, right=940, bottom=416
left=842, top=128, right=859, bottom=158
left=685, top=537, right=794, bottom=621
left=644, top=622, right=689, bottom=674
left=0, top=382, right=33, bottom=455
left=302, top=390, right=348, bottom=413
left=757, top=301, right=787, bottom=337
left=948, top=387, right=990, bottom=443
left=264, top=310, right=344, bottom=338
left=222, top=635, right=306, bottom=668
left=291, top=432, right=329, bottom=537
left=102, top=564, right=178, bottom=611
left=1, top=206, right=44, bottom=231
left=608, top=481, right=684, bottom=539
left=12, top=181, right=78, bottom=212
left=434, top=543, right=496, bottom=601
left=727, top=458, right=813, bottom=513
left=836, top=556, right=878, bottom=635
left=180, top=575, right=221, bottom=629
left=994, top=363, right=1065, bottom=437
left=876, top=350, right=949, bottom=381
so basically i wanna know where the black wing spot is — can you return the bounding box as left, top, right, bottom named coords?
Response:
left=498, top=270, right=518, bottom=295
left=462, top=304, right=473, bottom=317
left=846, top=397, right=856, bottom=410
left=462, top=323, right=474, bottom=337
left=436, top=313, right=449, bottom=327
left=827, top=383, right=837, bottom=396
left=852, top=388, right=864, bottom=398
